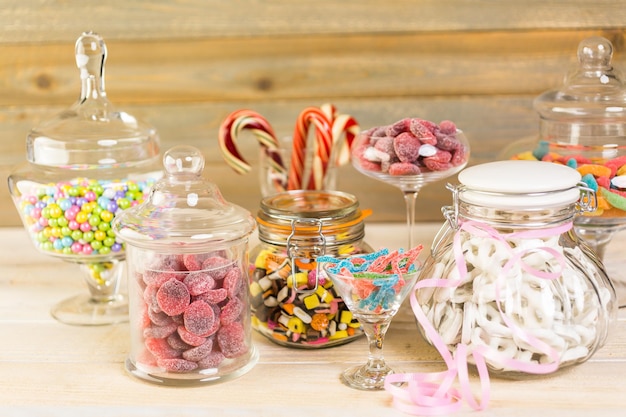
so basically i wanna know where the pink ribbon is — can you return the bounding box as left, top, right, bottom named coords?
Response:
left=385, top=220, right=572, bottom=414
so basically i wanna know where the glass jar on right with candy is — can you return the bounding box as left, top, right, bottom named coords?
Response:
left=250, top=190, right=373, bottom=348
left=414, top=160, right=617, bottom=378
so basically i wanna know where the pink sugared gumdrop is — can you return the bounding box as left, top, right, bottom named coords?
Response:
left=157, top=358, right=198, bottom=373
left=183, top=271, right=216, bottom=296
left=156, top=278, right=190, bottom=316
left=217, top=322, right=248, bottom=358
left=220, top=297, right=243, bottom=325
left=145, top=337, right=181, bottom=360
left=389, top=162, right=421, bottom=176
left=393, top=132, right=421, bottom=163
left=223, top=268, right=243, bottom=298
left=197, top=351, right=225, bottom=368
left=182, top=338, right=214, bottom=362
left=183, top=300, right=216, bottom=336
left=202, top=256, right=233, bottom=280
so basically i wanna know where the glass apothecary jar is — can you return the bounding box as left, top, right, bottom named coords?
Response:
left=250, top=190, right=373, bottom=348
left=414, top=160, right=617, bottom=378
left=112, top=145, right=258, bottom=386
left=7, top=32, right=162, bottom=325
left=503, top=36, right=626, bottom=306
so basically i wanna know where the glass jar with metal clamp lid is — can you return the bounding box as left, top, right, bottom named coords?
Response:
left=414, top=160, right=617, bottom=378
left=250, top=190, right=373, bottom=348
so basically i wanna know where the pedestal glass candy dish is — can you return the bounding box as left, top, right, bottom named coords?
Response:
left=507, top=37, right=626, bottom=306
left=8, top=32, right=161, bottom=325
left=320, top=248, right=423, bottom=390
left=351, top=118, right=469, bottom=248
left=113, top=146, right=258, bottom=386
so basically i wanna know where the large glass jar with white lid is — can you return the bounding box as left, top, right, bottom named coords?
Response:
left=113, top=145, right=258, bottom=386
left=250, top=190, right=373, bottom=348
left=7, top=32, right=162, bottom=325
left=414, top=160, right=617, bottom=378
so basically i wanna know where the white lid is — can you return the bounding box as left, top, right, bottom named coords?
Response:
left=457, top=160, right=582, bottom=209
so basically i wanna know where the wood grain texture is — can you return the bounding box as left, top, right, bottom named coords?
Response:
left=1, top=1, right=626, bottom=227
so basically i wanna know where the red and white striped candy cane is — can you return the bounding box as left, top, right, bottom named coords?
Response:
left=321, top=103, right=360, bottom=167
left=287, top=107, right=333, bottom=190
left=218, top=109, right=287, bottom=192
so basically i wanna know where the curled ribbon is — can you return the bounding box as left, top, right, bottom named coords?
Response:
left=385, top=220, right=573, bottom=414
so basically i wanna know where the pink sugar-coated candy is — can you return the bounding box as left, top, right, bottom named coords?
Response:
left=183, top=300, right=216, bottom=336
left=223, top=268, right=243, bottom=298
left=409, top=119, right=437, bottom=145
left=394, top=132, right=422, bottom=163
left=177, top=325, right=207, bottom=347
left=143, top=321, right=179, bottom=339
left=145, top=337, right=182, bottom=360
left=197, top=351, right=225, bottom=368
left=220, top=297, right=243, bottom=325
left=183, top=271, right=216, bottom=296
left=194, top=288, right=228, bottom=305
left=202, top=256, right=233, bottom=280
left=385, top=118, right=411, bottom=137
left=182, top=338, right=214, bottom=362
left=374, top=136, right=395, bottom=156
left=143, top=285, right=161, bottom=313
left=143, top=268, right=180, bottom=287
left=217, top=322, right=248, bottom=359
left=167, top=332, right=192, bottom=351
left=183, top=253, right=210, bottom=271
left=438, top=120, right=457, bottom=135
left=389, top=162, right=421, bottom=175
left=148, top=307, right=173, bottom=326
left=151, top=254, right=185, bottom=272
left=157, top=358, right=198, bottom=373
left=156, top=278, right=191, bottom=316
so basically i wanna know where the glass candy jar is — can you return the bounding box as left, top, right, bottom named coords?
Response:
left=8, top=32, right=161, bottom=325
left=113, top=145, right=258, bottom=385
left=250, top=190, right=373, bottom=348
left=504, top=36, right=626, bottom=305
left=415, top=160, right=617, bottom=378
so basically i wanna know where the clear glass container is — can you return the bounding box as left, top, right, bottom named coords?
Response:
left=7, top=32, right=162, bottom=325
left=250, top=190, right=373, bottom=348
left=415, top=160, right=617, bottom=378
left=112, top=145, right=258, bottom=386
left=503, top=36, right=626, bottom=306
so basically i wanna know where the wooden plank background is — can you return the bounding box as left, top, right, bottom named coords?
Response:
left=2, top=1, right=626, bottom=227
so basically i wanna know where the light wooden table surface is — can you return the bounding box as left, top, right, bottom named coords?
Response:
left=1, top=223, right=625, bottom=417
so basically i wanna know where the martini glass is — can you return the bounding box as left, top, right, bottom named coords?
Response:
left=322, top=257, right=422, bottom=390
left=351, top=125, right=469, bottom=248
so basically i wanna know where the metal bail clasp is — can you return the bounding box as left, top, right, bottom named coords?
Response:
left=577, top=181, right=597, bottom=213
left=286, top=218, right=326, bottom=295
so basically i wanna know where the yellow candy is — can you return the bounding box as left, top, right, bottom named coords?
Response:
left=303, top=294, right=320, bottom=310
left=339, top=310, right=353, bottom=324
left=329, top=330, right=349, bottom=340
left=287, top=272, right=308, bottom=288
left=287, top=317, right=304, bottom=333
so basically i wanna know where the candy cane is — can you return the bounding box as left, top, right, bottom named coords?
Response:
left=320, top=103, right=360, bottom=167
left=218, top=109, right=287, bottom=192
left=287, top=107, right=333, bottom=190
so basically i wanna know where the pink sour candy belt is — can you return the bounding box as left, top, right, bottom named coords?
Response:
left=137, top=252, right=250, bottom=373
left=250, top=250, right=362, bottom=346
left=353, top=118, right=468, bottom=176
left=14, top=177, right=153, bottom=257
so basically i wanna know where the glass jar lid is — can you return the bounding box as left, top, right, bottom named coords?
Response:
left=533, top=36, right=626, bottom=143
left=26, top=32, right=160, bottom=170
left=457, top=160, right=582, bottom=209
left=112, top=145, right=255, bottom=250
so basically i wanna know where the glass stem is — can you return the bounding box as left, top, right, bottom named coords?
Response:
left=362, top=320, right=391, bottom=371
left=403, top=191, right=419, bottom=249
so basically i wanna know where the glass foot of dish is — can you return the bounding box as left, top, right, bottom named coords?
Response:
left=340, top=363, right=395, bottom=391
left=51, top=293, right=128, bottom=326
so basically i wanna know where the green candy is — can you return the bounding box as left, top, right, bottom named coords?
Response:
left=600, top=187, right=626, bottom=211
